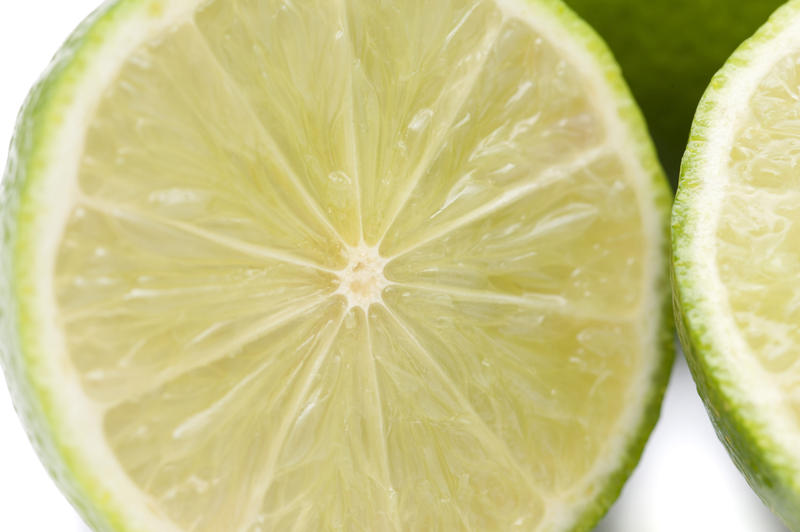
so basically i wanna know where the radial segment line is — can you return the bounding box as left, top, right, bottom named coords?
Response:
left=377, top=17, right=505, bottom=245
left=188, top=20, right=347, bottom=247
left=144, top=44, right=338, bottom=251
left=240, top=310, right=347, bottom=530
left=170, top=350, right=277, bottom=441
left=364, top=317, right=401, bottom=529
left=103, top=296, right=327, bottom=409
left=380, top=305, right=542, bottom=501
left=78, top=194, right=341, bottom=274
left=336, top=0, right=365, bottom=242
left=387, top=145, right=609, bottom=259
left=390, top=281, right=637, bottom=322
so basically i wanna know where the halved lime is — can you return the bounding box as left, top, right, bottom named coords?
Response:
left=674, top=0, right=800, bottom=527
left=1, top=0, right=672, bottom=530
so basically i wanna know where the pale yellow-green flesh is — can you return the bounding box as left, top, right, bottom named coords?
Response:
left=717, top=51, right=800, bottom=419
left=54, top=0, right=651, bottom=529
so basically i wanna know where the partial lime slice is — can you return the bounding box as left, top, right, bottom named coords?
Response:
left=674, top=0, right=800, bottom=527
left=1, top=0, right=672, bottom=530
left=565, top=0, right=785, bottom=182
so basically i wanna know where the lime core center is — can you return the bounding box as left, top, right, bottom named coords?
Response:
left=336, top=245, right=389, bottom=309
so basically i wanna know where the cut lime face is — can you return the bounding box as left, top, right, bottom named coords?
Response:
left=1, top=0, right=672, bottom=530
left=674, top=0, right=800, bottom=527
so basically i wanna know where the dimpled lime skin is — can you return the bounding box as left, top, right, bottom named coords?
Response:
left=566, top=0, right=785, bottom=184
left=673, top=1, right=800, bottom=529
left=0, top=1, right=674, bottom=531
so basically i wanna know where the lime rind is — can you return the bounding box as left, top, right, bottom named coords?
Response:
left=673, top=0, right=800, bottom=527
left=0, top=1, right=674, bottom=530
left=2, top=2, right=188, bottom=530
left=530, top=3, right=674, bottom=530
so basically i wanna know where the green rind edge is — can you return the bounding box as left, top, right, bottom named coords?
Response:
left=535, top=2, right=675, bottom=531
left=1, top=1, right=145, bottom=531
left=673, top=0, right=800, bottom=529
left=0, top=1, right=674, bottom=531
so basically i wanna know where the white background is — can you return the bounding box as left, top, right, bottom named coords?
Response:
left=0, top=2, right=791, bottom=531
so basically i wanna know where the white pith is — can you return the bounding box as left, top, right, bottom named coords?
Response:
left=15, top=0, right=669, bottom=530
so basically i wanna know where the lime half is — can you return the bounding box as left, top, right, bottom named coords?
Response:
left=674, top=0, right=800, bottom=527
left=2, top=0, right=672, bottom=530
